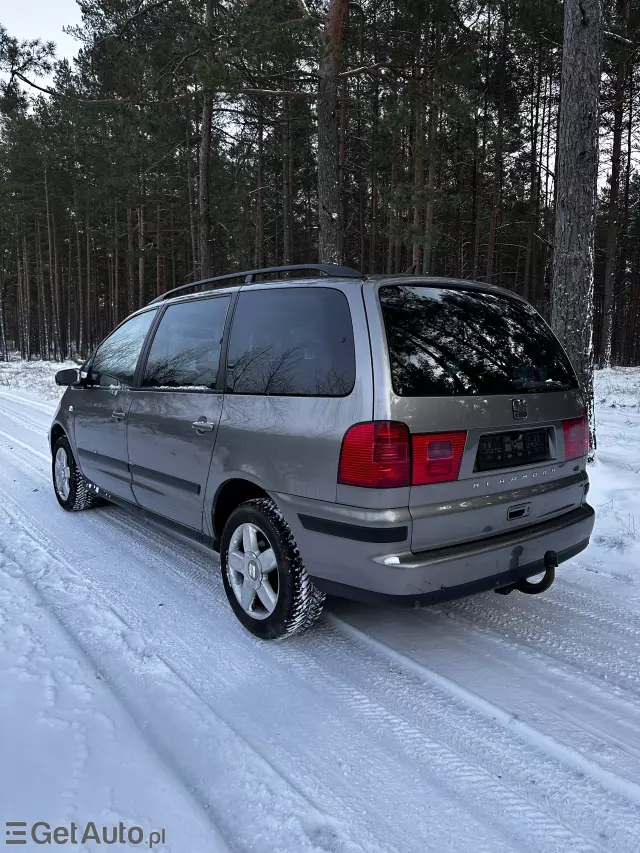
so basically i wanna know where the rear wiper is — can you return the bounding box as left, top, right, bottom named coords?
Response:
left=510, top=379, right=571, bottom=392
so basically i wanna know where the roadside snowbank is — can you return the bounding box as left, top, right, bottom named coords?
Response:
left=0, top=356, right=78, bottom=401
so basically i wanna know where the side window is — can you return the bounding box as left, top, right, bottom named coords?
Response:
left=91, top=310, right=157, bottom=388
left=226, top=287, right=355, bottom=396
left=142, top=296, right=230, bottom=390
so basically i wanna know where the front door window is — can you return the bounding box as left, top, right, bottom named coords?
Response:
left=90, top=310, right=157, bottom=388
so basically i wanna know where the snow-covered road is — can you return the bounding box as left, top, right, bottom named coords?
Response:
left=1, top=367, right=640, bottom=853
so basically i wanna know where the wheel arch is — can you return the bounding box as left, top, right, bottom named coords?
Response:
left=211, top=477, right=270, bottom=541
left=49, top=422, right=67, bottom=453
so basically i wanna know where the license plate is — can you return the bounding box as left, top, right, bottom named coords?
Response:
left=475, top=428, right=550, bottom=472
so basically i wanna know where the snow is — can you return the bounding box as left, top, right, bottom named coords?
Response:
left=1, top=360, right=640, bottom=852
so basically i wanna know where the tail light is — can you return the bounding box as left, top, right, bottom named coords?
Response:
left=338, top=422, right=468, bottom=488
left=563, top=410, right=589, bottom=460
left=338, top=421, right=410, bottom=488
left=412, top=431, right=467, bottom=485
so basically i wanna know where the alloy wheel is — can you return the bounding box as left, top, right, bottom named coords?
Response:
left=226, top=522, right=279, bottom=620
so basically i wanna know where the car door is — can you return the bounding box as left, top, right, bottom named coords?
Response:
left=72, top=309, right=157, bottom=501
left=126, top=294, right=231, bottom=531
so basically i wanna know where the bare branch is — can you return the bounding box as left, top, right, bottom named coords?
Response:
left=603, top=30, right=634, bottom=47
left=14, top=72, right=315, bottom=105
left=241, top=88, right=314, bottom=99
left=339, top=62, right=388, bottom=79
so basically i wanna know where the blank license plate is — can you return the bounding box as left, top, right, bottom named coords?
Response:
left=476, top=428, right=550, bottom=472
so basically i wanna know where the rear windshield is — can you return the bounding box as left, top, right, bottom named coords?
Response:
left=379, top=285, right=578, bottom=397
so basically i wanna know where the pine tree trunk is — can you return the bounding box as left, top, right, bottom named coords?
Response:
left=412, top=96, right=425, bottom=273
left=44, top=167, right=60, bottom=359
left=369, top=77, right=379, bottom=274
left=317, top=0, right=350, bottom=264
left=85, top=215, right=92, bottom=350
left=156, top=203, right=163, bottom=297
left=127, top=207, right=135, bottom=313
left=170, top=203, right=177, bottom=288
left=198, top=0, right=215, bottom=278
left=486, top=3, right=508, bottom=283
left=67, top=224, right=73, bottom=358
left=75, top=215, right=83, bottom=356
left=199, top=95, right=214, bottom=278
left=255, top=109, right=265, bottom=268
left=551, top=0, right=602, bottom=454
left=423, top=98, right=437, bottom=274
left=598, top=0, right=630, bottom=367
left=338, top=77, right=347, bottom=263
left=16, top=230, right=26, bottom=359
left=186, top=118, right=198, bottom=277
left=423, top=22, right=439, bottom=276
left=617, top=66, right=633, bottom=364
left=524, top=35, right=543, bottom=302
left=387, top=125, right=398, bottom=274
left=35, top=222, right=49, bottom=359
left=282, top=97, right=293, bottom=265
left=138, top=202, right=146, bottom=307
left=473, top=3, right=491, bottom=281
left=114, top=202, right=120, bottom=325
left=0, top=255, right=7, bottom=361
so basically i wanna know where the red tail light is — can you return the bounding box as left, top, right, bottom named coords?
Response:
left=412, top=431, right=467, bottom=485
left=338, top=421, right=410, bottom=488
left=563, top=410, right=589, bottom=460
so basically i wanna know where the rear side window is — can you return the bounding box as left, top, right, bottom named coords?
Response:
left=226, top=287, right=355, bottom=396
left=142, top=296, right=230, bottom=390
left=379, top=285, right=578, bottom=397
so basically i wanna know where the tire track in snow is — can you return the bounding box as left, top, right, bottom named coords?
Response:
left=330, top=615, right=640, bottom=810
left=0, top=388, right=58, bottom=414
left=294, top=615, right=640, bottom=853
left=440, top=588, right=640, bottom=697
left=0, top=397, right=53, bottom=436
left=0, top=465, right=517, bottom=853
left=0, top=486, right=377, bottom=853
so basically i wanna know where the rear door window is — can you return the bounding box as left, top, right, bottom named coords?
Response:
left=379, top=285, right=578, bottom=397
left=142, top=296, right=230, bottom=390
left=226, top=287, right=355, bottom=396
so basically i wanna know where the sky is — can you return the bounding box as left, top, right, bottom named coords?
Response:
left=2, top=0, right=83, bottom=64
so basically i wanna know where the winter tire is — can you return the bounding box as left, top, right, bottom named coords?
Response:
left=52, top=435, right=101, bottom=512
left=220, top=497, right=325, bottom=640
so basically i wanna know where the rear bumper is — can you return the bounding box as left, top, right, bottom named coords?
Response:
left=273, top=490, right=594, bottom=606
left=311, top=534, right=590, bottom=606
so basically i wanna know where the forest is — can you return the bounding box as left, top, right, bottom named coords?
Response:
left=0, top=0, right=638, bottom=369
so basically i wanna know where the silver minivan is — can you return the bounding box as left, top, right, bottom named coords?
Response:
left=50, top=264, right=595, bottom=639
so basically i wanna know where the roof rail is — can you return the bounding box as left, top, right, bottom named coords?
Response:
left=148, top=263, right=363, bottom=305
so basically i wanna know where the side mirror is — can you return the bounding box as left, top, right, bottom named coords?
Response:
left=55, top=368, right=82, bottom=387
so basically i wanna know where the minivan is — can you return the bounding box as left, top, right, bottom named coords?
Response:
left=50, top=264, right=595, bottom=639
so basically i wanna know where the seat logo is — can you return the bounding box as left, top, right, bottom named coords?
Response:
left=512, top=398, right=528, bottom=420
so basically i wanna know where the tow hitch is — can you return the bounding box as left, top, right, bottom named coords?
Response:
left=495, top=550, right=558, bottom=596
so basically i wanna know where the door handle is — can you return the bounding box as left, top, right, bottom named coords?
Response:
left=112, top=410, right=126, bottom=421
left=192, top=418, right=215, bottom=434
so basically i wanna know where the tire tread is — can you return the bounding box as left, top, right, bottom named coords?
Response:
left=226, top=497, right=325, bottom=639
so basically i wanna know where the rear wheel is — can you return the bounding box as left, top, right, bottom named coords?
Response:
left=52, top=436, right=100, bottom=512
left=220, top=498, right=325, bottom=640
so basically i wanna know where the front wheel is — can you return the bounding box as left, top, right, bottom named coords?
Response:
left=220, top=498, right=325, bottom=640
left=52, top=436, right=100, bottom=512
